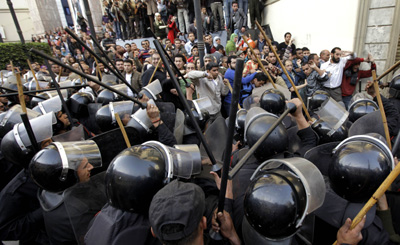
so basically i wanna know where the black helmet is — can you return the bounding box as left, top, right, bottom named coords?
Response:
left=390, top=74, right=400, bottom=90
left=312, top=118, right=348, bottom=144
left=139, top=79, right=162, bottom=101
left=96, top=101, right=137, bottom=132
left=29, top=140, right=102, bottom=193
left=235, top=109, right=247, bottom=134
left=260, top=89, right=286, bottom=115
left=1, top=112, right=56, bottom=168
left=312, top=97, right=349, bottom=144
left=105, top=141, right=201, bottom=213
left=329, top=134, right=394, bottom=203
left=0, top=105, right=41, bottom=139
left=244, top=107, right=288, bottom=161
left=243, top=158, right=325, bottom=243
left=308, top=90, right=329, bottom=111
left=68, top=92, right=95, bottom=117
left=185, top=98, right=212, bottom=131
left=96, top=84, right=129, bottom=105
left=348, top=99, right=378, bottom=122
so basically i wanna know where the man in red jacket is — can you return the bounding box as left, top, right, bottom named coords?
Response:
left=341, top=53, right=376, bottom=109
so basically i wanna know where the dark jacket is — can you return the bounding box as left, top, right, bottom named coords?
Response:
left=122, top=71, right=142, bottom=94
left=0, top=170, right=48, bottom=244
left=228, top=9, right=247, bottom=31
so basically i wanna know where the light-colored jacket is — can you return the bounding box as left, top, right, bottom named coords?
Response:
left=186, top=70, right=229, bottom=115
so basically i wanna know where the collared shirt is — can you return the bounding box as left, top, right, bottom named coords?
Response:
left=320, top=55, right=353, bottom=88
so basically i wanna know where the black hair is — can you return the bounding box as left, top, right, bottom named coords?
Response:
left=115, top=58, right=124, bottom=63
left=123, top=59, right=133, bottom=65
left=227, top=55, right=237, bottom=65
left=255, top=73, right=268, bottom=82
left=308, top=53, right=318, bottom=63
left=175, top=54, right=187, bottom=64
left=331, top=47, right=341, bottom=54
left=206, top=62, right=219, bottom=71
left=302, top=47, right=309, bottom=52
left=295, top=48, right=303, bottom=53
left=284, top=32, right=292, bottom=38
left=232, top=1, right=238, bottom=6
left=216, top=45, right=224, bottom=51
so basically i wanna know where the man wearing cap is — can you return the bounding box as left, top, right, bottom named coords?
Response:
left=149, top=180, right=240, bottom=245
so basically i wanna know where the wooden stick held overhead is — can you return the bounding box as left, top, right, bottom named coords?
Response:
left=114, top=113, right=131, bottom=148
left=255, top=20, right=312, bottom=122
left=15, top=72, right=27, bottom=113
left=94, top=57, right=103, bottom=80
left=10, top=60, right=15, bottom=76
left=372, top=70, right=392, bottom=150
left=27, top=59, right=41, bottom=91
left=242, top=35, right=277, bottom=89
left=149, top=59, right=162, bottom=84
left=377, top=59, right=400, bottom=81
left=332, top=161, right=400, bottom=245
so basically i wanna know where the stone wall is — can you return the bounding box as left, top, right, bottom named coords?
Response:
left=363, top=0, right=399, bottom=79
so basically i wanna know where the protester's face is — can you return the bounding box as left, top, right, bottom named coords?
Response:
left=232, top=3, right=238, bottom=11
left=204, top=58, right=213, bottom=67
left=312, top=55, right=319, bottom=66
left=175, top=57, right=184, bottom=69
left=124, top=62, right=133, bottom=73
left=152, top=54, right=161, bottom=67
left=98, top=63, right=105, bottom=72
left=83, top=65, right=90, bottom=74
left=229, top=58, right=237, bottom=70
left=221, top=59, right=228, bottom=68
left=201, top=7, right=207, bottom=14
left=77, top=157, right=93, bottom=183
left=253, top=50, right=260, bottom=61
left=303, top=50, right=310, bottom=56
left=116, top=61, right=124, bottom=71
left=156, top=14, right=161, bottom=20
left=132, top=43, right=137, bottom=50
left=105, top=32, right=110, bottom=38
left=302, top=64, right=312, bottom=76
left=331, top=49, right=341, bottom=63
left=285, top=34, right=291, bottom=43
left=268, top=53, right=276, bottom=64
left=196, top=59, right=201, bottom=69
left=285, top=60, right=293, bottom=72
left=192, top=47, right=199, bottom=56
left=189, top=33, right=195, bottom=42
left=205, top=35, right=212, bottom=44
left=208, top=67, right=219, bottom=79
left=262, top=45, right=269, bottom=54
left=352, top=64, right=360, bottom=72
left=296, top=50, right=304, bottom=60
left=186, top=63, right=195, bottom=72
left=57, top=111, right=70, bottom=128
left=321, top=50, right=330, bottom=62
left=234, top=36, right=238, bottom=43
left=175, top=40, right=181, bottom=48
left=125, top=44, right=131, bottom=52
left=165, top=40, right=171, bottom=47
left=52, top=65, right=60, bottom=74
left=6, top=64, right=12, bottom=71
left=72, top=63, right=79, bottom=70
left=253, top=78, right=264, bottom=87
left=216, top=38, right=221, bottom=45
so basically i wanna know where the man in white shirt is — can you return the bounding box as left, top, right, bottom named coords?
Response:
left=320, top=47, right=354, bottom=102
left=184, top=32, right=197, bottom=56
